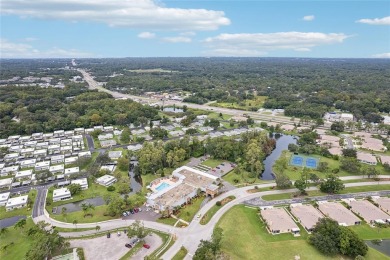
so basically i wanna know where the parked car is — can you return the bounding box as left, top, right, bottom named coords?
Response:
left=221, top=163, right=225, bottom=166
left=216, top=166, right=220, bottom=169
left=143, top=244, right=150, bottom=249
left=117, top=231, right=121, bottom=236
left=125, top=243, right=132, bottom=248
left=138, top=208, right=142, bottom=212
left=126, top=211, right=131, bottom=215
left=122, top=212, right=128, bottom=217
left=134, top=208, right=139, bottom=213
left=130, top=209, right=135, bottom=214
left=107, top=233, right=111, bottom=238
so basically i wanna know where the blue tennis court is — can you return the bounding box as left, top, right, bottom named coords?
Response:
left=290, top=155, right=304, bottom=166
left=306, top=158, right=318, bottom=168
left=290, top=154, right=319, bottom=169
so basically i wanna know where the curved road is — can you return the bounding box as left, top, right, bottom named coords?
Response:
left=32, top=177, right=390, bottom=259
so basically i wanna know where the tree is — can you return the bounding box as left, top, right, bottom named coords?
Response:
left=331, top=122, right=345, bottom=132
left=275, top=173, right=292, bottom=189
left=106, top=195, right=125, bottom=216
left=208, top=118, right=220, bottom=130
left=96, top=153, right=111, bottom=164
left=127, top=220, right=149, bottom=239
left=383, top=163, right=390, bottom=172
left=362, top=166, right=378, bottom=179
left=340, top=157, right=361, bottom=173
left=317, top=162, right=329, bottom=172
left=73, top=219, right=78, bottom=229
left=320, top=174, right=345, bottom=194
left=117, top=157, right=129, bottom=171
left=149, top=127, right=168, bottom=140
left=67, top=183, right=82, bottom=196
left=342, top=148, right=357, bottom=158
left=309, top=218, right=368, bottom=258
left=14, top=218, right=26, bottom=234
left=120, top=128, right=131, bottom=144
left=194, top=227, right=224, bottom=260
left=117, top=182, right=131, bottom=194
left=288, top=143, right=299, bottom=153
left=80, top=203, right=95, bottom=217
left=95, top=225, right=101, bottom=233
left=294, top=179, right=307, bottom=194
left=61, top=207, right=67, bottom=221
left=0, top=227, right=8, bottom=237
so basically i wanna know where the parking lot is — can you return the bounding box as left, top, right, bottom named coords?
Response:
left=122, top=206, right=161, bottom=221
left=130, top=233, right=163, bottom=259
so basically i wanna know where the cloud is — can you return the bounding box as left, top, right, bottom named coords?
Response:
left=138, top=32, right=156, bottom=39
left=1, top=0, right=230, bottom=31
left=356, top=16, right=390, bottom=25
left=0, top=38, right=93, bottom=58
left=24, top=37, right=38, bottom=42
left=162, top=36, right=192, bottom=43
left=303, top=15, right=315, bottom=21
left=180, top=32, right=196, bottom=37
left=372, top=52, right=390, bottom=58
left=203, top=32, right=350, bottom=56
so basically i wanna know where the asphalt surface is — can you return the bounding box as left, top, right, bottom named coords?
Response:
left=0, top=215, right=26, bottom=228
left=32, top=186, right=47, bottom=218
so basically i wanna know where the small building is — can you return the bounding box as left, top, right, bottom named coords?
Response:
left=20, top=159, right=36, bottom=169
left=49, top=164, right=64, bottom=174
left=347, top=199, right=390, bottom=224
left=380, top=155, right=390, bottom=166
left=100, top=140, right=117, bottom=148
left=15, top=170, right=33, bottom=181
left=65, top=156, right=78, bottom=165
left=0, top=178, right=13, bottom=189
left=0, top=166, right=19, bottom=176
left=33, top=149, right=47, bottom=158
left=71, top=178, right=88, bottom=190
left=6, top=195, right=29, bottom=211
left=35, top=161, right=50, bottom=171
left=205, top=184, right=220, bottom=198
left=64, top=167, right=79, bottom=177
left=53, top=188, right=71, bottom=202
left=357, top=152, right=377, bottom=165
left=128, top=144, right=142, bottom=151
left=108, top=151, right=122, bottom=160
left=51, top=154, right=65, bottom=164
left=78, top=151, right=91, bottom=158
left=260, top=207, right=300, bottom=235
left=96, top=175, right=117, bottom=187
left=290, top=204, right=324, bottom=232
left=318, top=201, right=361, bottom=226
left=0, top=192, right=10, bottom=206
left=340, top=113, right=354, bottom=122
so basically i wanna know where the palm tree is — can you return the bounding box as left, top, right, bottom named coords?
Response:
left=95, top=225, right=101, bottom=233
left=14, top=219, right=26, bottom=234
left=0, top=227, right=8, bottom=237
left=61, top=207, right=67, bottom=221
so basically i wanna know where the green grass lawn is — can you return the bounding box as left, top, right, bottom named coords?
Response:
left=222, top=168, right=264, bottom=186
left=201, top=158, right=224, bottom=168
left=262, top=184, right=390, bottom=201
left=156, top=217, right=178, bottom=226
left=350, top=224, right=390, bottom=240
left=207, top=112, right=232, bottom=120
left=172, top=246, right=188, bottom=260
left=0, top=218, right=35, bottom=260
left=176, top=196, right=206, bottom=222
left=211, top=96, right=267, bottom=111
left=50, top=204, right=115, bottom=223
left=0, top=189, right=36, bottom=219
left=200, top=196, right=236, bottom=225
left=216, top=205, right=389, bottom=260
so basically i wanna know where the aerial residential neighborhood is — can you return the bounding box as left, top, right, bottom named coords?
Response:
left=1, top=1, right=390, bottom=259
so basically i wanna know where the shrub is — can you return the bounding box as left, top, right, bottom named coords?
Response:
left=216, top=201, right=222, bottom=206
left=107, top=186, right=116, bottom=192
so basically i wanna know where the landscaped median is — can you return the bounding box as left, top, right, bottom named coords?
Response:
left=261, top=184, right=390, bottom=201
left=200, top=196, right=236, bottom=225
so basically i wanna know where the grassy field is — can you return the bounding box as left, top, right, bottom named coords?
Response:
left=201, top=158, right=224, bottom=168
left=176, top=196, right=206, bottom=222
left=216, top=205, right=389, bottom=260
left=211, top=96, right=267, bottom=111
left=207, top=112, right=232, bottom=120
left=350, top=224, right=390, bottom=240
left=261, top=184, right=390, bottom=201
left=0, top=218, right=35, bottom=260
left=0, top=189, right=36, bottom=219
left=200, top=196, right=236, bottom=225
left=50, top=204, right=115, bottom=223
left=156, top=217, right=178, bottom=226
left=222, top=168, right=263, bottom=186
left=172, top=246, right=188, bottom=260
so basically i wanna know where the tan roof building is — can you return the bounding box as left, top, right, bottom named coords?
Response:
left=357, top=152, right=377, bottom=165
left=281, top=125, right=295, bottom=131
left=349, top=200, right=390, bottom=224
left=261, top=207, right=300, bottom=235
left=373, top=197, right=390, bottom=214
left=318, top=202, right=361, bottom=226
left=290, top=204, right=323, bottom=231
left=329, top=147, right=343, bottom=156
left=380, top=155, right=390, bottom=165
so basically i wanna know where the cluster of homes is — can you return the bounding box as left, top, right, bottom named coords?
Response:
left=0, top=192, right=30, bottom=212
left=260, top=197, right=390, bottom=235
left=146, top=166, right=220, bottom=214
left=0, top=129, right=92, bottom=191
left=354, top=132, right=387, bottom=152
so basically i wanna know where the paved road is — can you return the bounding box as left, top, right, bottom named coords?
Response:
left=31, top=177, right=390, bottom=259
left=85, top=134, right=95, bottom=152
left=32, top=187, right=48, bottom=218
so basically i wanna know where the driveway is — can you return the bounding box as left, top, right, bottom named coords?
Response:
left=69, top=231, right=132, bottom=260
left=130, top=233, right=163, bottom=260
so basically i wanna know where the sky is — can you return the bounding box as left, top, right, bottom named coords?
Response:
left=0, top=0, right=389, bottom=58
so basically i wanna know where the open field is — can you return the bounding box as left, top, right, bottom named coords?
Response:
left=201, top=158, right=224, bottom=168
left=216, top=205, right=389, bottom=260
left=200, top=196, right=235, bottom=225
left=211, top=96, right=267, bottom=111
left=172, top=246, right=188, bottom=260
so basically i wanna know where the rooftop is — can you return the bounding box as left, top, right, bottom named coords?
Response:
left=290, top=204, right=324, bottom=230
left=261, top=207, right=299, bottom=233
left=318, top=202, right=361, bottom=226
left=349, top=200, right=389, bottom=222
left=6, top=195, right=28, bottom=207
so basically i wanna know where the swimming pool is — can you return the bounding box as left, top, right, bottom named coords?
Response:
left=155, top=182, right=170, bottom=192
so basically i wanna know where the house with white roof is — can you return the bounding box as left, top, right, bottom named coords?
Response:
left=78, top=151, right=91, bottom=158
left=48, top=144, right=61, bottom=154
left=20, top=159, right=36, bottom=169
left=64, top=167, right=79, bottom=176
left=108, top=151, right=122, bottom=160
left=1, top=166, right=19, bottom=176
left=33, top=149, right=47, bottom=158
left=6, top=195, right=29, bottom=211
left=35, top=161, right=50, bottom=171
left=4, top=153, right=19, bottom=162
left=51, top=154, right=65, bottom=164
left=49, top=164, right=64, bottom=174
left=15, top=170, right=33, bottom=181
left=65, top=156, right=78, bottom=165
left=53, top=188, right=71, bottom=202
left=0, top=192, right=10, bottom=206
left=96, top=175, right=117, bottom=187
left=71, top=178, right=88, bottom=190
left=0, top=178, right=13, bottom=190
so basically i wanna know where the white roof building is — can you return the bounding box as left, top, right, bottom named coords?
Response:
left=108, top=151, right=122, bottom=160
left=78, top=151, right=91, bottom=158
left=49, top=164, right=64, bottom=174
left=71, top=178, right=88, bottom=190
left=64, top=167, right=79, bottom=176
left=20, top=159, right=36, bottom=168
left=65, top=156, right=78, bottom=165
left=35, top=161, right=50, bottom=171
left=53, top=188, right=71, bottom=202
left=0, top=178, right=13, bottom=189
left=15, top=170, right=33, bottom=180
left=96, top=175, right=117, bottom=187
left=0, top=192, right=10, bottom=206
left=6, top=195, right=28, bottom=211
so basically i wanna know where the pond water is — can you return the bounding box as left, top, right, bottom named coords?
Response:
left=163, top=107, right=183, bottom=113
left=366, top=239, right=390, bottom=257
left=0, top=215, right=26, bottom=228
left=260, top=134, right=297, bottom=180
left=53, top=197, right=105, bottom=214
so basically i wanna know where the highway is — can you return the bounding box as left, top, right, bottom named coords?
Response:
left=77, top=69, right=323, bottom=128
